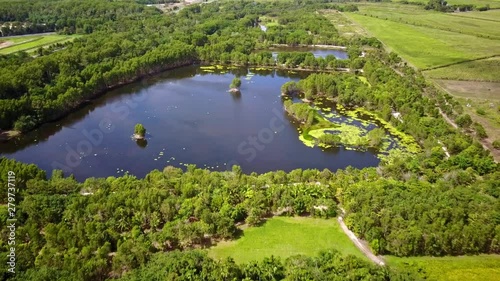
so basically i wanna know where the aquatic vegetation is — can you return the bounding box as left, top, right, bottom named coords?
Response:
left=291, top=101, right=419, bottom=154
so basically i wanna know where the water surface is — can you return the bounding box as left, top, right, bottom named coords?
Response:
left=1, top=61, right=380, bottom=181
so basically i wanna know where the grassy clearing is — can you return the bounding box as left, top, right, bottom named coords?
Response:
left=386, top=255, right=500, bottom=281
left=424, top=57, right=500, bottom=82
left=344, top=12, right=500, bottom=69
left=354, top=3, right=500, bottom=40
left=208, top=216, right=367, bottom=264
left=0, top=35, right=77, bottom=54
left=434, top=79, right=500, bottom=100
left=319, top=10, right=369, bottom=37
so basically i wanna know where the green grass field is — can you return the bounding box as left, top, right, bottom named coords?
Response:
left=386, top=255, right=500, bottom=281
left=355, top=3, right=500, bottom=40
left=449, top=8, right=500, bottom=22
left=424, top=57, right=500, bottom=82
left=208, top=216, right=367, bottom=264
left=394, top=0, right=500, bottom=8
left=344, top=12, right=500, bottom=69
left=0, top=34, right=78, bottom=55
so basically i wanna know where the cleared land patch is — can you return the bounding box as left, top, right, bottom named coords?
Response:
left=386, top=255, right=500, bottom=281
left=319, top=10, right=368, bottom=37
left=0, top=34, right=77, bottom=55
left=208, top=216, right=367, bottom=264
left=344, top=12, right=500, bottom=69
left=424, top=57, right=500, bottom=82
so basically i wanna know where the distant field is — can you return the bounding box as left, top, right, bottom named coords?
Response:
left=394, top=0, right=500, bottom=8
left=344, top=12, right=500, bottom=69
left=386, top=255, right=500, bottom=281
left=0, top=34, right=77, bottom=54
left=319, top=10, right=369, bottom=37
left=355, top=3, right=500, bottom=40
left=208, top=216, right=367, bottom=264
left=424, top=57, right=500, bottom=82
left=450, top=9, right=500, bottom=22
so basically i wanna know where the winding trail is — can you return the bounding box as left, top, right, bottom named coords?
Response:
left=337, top=209, right=385, bottom=266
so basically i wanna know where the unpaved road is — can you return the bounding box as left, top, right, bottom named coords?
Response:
left=337, top=210, right=385, bottom=266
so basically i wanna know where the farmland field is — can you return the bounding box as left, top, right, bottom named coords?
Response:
left=354, top=3, right=500, bottom=40
left=385, top=255, right=500, bottom=281
left=0, top=34, right=78, bottom=54
left=208, top=216, right=367, bottom=264
left=424, top=57, right=500, bottom=82
left=449, top=8, right=500, bottom=22
left=394, top=0, right=500, bottom=8
left=344, top=12, right=500, bottom=69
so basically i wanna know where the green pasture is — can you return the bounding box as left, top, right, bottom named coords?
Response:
left=424, top=57, right=500, bottom=82
left=0, top=34, right=78, bottom=54
left=394, top=0, right=500, bottom=8
left=344, top=12, right=499, bottom=69
left=208, top=216, right=367, bottom=264
left=354, top=3, right=500, bottom=40
left=386, top=255, right=500, bottom=281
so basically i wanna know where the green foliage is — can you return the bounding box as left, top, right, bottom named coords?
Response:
left=229, top=77, right=241, bottom=89
left=280, top=81, right=299, bottom=95
left=134, top=123, right=146, bottom=137
left=455, top=114, right=473, bottom=128
left=121, top=248, right=404, bottom=281
left=493, top=140, right=500, bottom=149
left=210, top=217, right=363, bottom=264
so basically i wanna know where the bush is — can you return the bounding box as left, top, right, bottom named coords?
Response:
left=229, top=77, right=241, bottom=89
left=13, top=115, right=37, bottom=132
left=493, top=140, right=500, bottom=149
left=134, top=123, right=146, bottom=137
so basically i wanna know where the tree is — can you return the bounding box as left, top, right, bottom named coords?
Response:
left=455, top=114, right=472, bottom=128
left=493, top=140, right=500, bottom=149
left=134, top=123, right=146, bottom=138
left=230, top=77, right=241, bottom=89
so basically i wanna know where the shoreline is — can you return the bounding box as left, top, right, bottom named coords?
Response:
left=270, top=43, right=347, bottom=50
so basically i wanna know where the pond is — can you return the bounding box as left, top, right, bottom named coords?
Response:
left=1, top=64, right=382, bottom=181
left=270, top=46, right=349, bottom=60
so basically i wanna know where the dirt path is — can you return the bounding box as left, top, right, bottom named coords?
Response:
left=337, top=209, right=385, bottom=266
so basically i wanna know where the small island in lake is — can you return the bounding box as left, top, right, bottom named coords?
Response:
left=133, top=123, right=146, bottom=140
left=229, top=77, right=242, bottom=93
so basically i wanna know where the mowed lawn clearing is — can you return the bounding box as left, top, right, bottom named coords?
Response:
left=208, top=216, right=367, bottom=264
left=0, top=34, right=77, bottom=54
left=386, top=255, right=500, bottom=281
left=344, top=12, right=500, bottom=69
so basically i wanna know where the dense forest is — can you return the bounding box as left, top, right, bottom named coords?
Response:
left=0, top=0, right=499, bottom=280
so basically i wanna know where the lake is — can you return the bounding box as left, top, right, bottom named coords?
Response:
left=1, top=52, right=381, bottom=181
